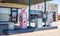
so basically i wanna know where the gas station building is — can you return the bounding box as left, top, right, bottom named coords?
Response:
left=0, top=0, right=58, bottom=34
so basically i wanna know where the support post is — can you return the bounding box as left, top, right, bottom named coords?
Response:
left=43, top=0, right=47, bottom=27
left=28, top=0, right=31, bottom=27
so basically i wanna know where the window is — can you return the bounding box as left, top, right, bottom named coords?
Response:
left=0, top=8, right=10, bottom=14
left=0, top=8, right=10, bottom=21
left=18, top=9, right=21, bottom=15
left=30, top=10, right=43, bottom=22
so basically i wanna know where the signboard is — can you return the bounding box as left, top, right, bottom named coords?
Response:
left=31, top=4, right=56, bottom=11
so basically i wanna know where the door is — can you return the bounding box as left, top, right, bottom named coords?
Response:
left=11, top=8, right=18, bottom=23
left=53, top=12, right=56, bottom=21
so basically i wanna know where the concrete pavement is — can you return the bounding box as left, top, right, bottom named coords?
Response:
left=7, top=21, right=60, bottom=36
left=0, top=21, right=60, bottom=36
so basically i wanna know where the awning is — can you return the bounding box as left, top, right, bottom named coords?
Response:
left=1, top=0, right=52, bottom=5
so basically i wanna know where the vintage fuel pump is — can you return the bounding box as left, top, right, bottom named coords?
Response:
left=46, top=12, right=53, bottom=26
left=19, top=8, right=27, bottom=29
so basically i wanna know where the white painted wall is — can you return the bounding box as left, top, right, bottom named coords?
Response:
left=26, top=3, right=58, bottom=21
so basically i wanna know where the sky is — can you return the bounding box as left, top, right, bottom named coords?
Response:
left=47, top=0, right=60, bottom=14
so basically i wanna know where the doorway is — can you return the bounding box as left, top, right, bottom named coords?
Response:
left=11, top=8, right=18, bottom=23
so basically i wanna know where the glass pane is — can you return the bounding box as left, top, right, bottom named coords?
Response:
left=12, top=12, right=17, bottom=17
left=0, top=8, right=10, bottom=21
